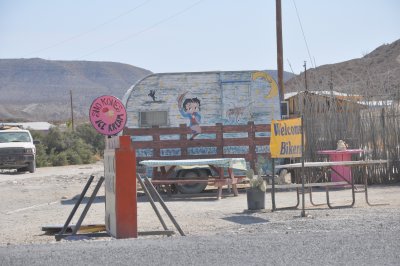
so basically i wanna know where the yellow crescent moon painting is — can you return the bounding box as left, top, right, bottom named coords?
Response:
left=251, top=71, right=279, bottom=99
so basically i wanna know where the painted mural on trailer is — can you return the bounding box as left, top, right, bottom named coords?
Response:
left=123, top=71, right=281, bottom=128
left=122, top=70, right=281, bottom=157
left=177, top=92, right=202, bottom=140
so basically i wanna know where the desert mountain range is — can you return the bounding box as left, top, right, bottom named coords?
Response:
left=0, top=59, right=152, bottom=122
left=285, top=39, right=400, bottom=98
left=0, top=39, right=399, bottom=122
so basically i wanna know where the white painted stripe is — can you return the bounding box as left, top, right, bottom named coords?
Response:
left=6, top=201, right=59, bottom=214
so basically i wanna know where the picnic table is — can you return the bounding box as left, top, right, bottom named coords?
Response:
left=272, top=159, right=388, bottom=210
left=139, top=158, right=247, bottom=199
left=317, top=149, right=364, bottom=183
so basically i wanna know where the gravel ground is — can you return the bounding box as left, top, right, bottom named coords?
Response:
left=0, top=162, right=399, bottom=248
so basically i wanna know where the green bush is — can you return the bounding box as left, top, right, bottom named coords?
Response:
left=75, top=124, right=105, bottom=155
left=51, top=152, right=69, bottom=166
left=64, top=150, right=83, bottom=165
left=30, top=123, right=103, bottom=167
left=35, top=143, right=50, bottom=167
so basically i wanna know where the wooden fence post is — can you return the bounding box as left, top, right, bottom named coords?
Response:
left=248, top=121, right=256, bottom=172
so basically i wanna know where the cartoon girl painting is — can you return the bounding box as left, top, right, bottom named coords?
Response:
left=177, top=91, right=201, bottom=140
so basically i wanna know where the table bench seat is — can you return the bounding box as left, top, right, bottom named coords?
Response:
left=150, top=176, right=245, bottom=186
left=271, top=181, right=348, bottom=189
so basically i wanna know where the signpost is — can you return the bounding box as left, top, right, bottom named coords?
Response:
left=89, top=95, right=137, bottom=238
left=89, top=95, right=127, bottom=136
left=270, top=118, right=302, bottom=158
left=270, top=117, right=306, bottom=216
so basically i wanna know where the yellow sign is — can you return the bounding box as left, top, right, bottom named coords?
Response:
left=270, top=118, right=303, bottom=158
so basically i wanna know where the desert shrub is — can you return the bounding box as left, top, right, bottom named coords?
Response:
left=30, top=124, right=102, bottom=167
left=75, top=123, right=105, bottom=155
left=43, top=127, right=68, bottom=154
left=30, top=131, right=49, bottom=167
left=35, top=143, right=50, bottom=167
left=71, top=138, right=96, bottom=164
left=64, top=149, right=83, bottom=165
left=50, top=152, right=69, bottom=166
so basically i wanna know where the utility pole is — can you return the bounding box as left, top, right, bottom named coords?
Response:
left=70, top=90, right=75, bottom=132
left=303, top=61, right=308, bottom=91
left=276, top=0, right=284, bottom=102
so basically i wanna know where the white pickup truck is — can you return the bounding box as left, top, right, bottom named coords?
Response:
left=0, top=126, right=38, bottom=173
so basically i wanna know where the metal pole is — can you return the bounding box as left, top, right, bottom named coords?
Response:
left=144, top=177, right=186, bottom=236
left=56, top=175, right=94, bottom=240
left=136, top=174, right=169, bottom=231
left=301, top=116, right=306, bottom=217
left=71, top=176, right=105, bottom=235
left=303, top=61, right=308, bottom=91
left=276, top=0, right=284, bottom=102
left=70, top=90, right=75, bottom=132
left=271, top=159, right=276, bottom=211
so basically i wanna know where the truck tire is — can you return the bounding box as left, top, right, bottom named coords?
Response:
left=28, top=161, right=36, bottom=173
left=17, top=167, right=27, bottom=173
left=176, top=169, right=208, bottom=194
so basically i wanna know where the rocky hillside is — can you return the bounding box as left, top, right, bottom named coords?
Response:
left=0, top=58, right=152, bottom=122
left=285, top=39, right=400, bottom=98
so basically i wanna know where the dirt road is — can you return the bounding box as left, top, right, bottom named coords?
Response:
left=0, top=162, right=399, bottom=246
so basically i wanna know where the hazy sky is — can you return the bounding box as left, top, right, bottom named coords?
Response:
left=0, top=0, right=399, bottom=74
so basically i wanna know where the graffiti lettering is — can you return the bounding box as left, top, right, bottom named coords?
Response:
left=107, top=114, right=125, bottom=133
left=273, top=123, right=302, bottom=136
left=100, top=97, right=122, bottom=112
left=95, top=119, right=106, bottom=130
left=91, top=102, right=102, bottom=118
left=280, top=141, right=302, bottom=155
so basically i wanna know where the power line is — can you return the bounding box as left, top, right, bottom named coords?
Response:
left=77, top=0, right=205, bottom=60
left=22, top=0, right=153, bottom=58
left=292, top=0, right=315, bottom=69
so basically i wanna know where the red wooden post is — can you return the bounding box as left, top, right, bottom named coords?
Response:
left=104, top=135, right=137, bottom=238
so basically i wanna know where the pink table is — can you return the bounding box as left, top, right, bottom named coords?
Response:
left=317, top=149, right=364, bottom=183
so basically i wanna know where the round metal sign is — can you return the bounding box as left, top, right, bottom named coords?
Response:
left=89, top=95, right=127, bottom=136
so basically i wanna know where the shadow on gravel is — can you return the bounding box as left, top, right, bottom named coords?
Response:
left=136, top=190, right=237, bottom=202
left=61, top=195, right=105, bottom=205
left=222, top=215, right=269, bottom=225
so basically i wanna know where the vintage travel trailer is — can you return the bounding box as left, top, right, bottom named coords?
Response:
left=123, top=70, right=282, bottom=128
left=122, top=70, right=283, bottom=193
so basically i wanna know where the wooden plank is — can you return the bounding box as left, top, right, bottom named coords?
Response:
left=125, top=122, right=273, bottom=172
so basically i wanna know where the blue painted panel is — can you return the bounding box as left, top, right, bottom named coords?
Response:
left=136, top=149, right=153, bottom=157
left=255, top=145, right=270, bottom=154
left=160, top=134, right=180, bottom=140
left=223, top=132, right=248, bottom=138
left=131, top=136, right=153, bottom=141
left=160, top=148, right=181, bottom=157
left=223, top=146, right=249, bottom=154
left=187, top=147, right=217, bottom=155
left=256, top=132, right=270, bottom=137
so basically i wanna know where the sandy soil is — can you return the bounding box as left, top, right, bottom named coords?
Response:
left=0, top=162, right=399, bottom=246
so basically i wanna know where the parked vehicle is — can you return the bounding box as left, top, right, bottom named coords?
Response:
left=0, top=125, right=39, bottom=173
